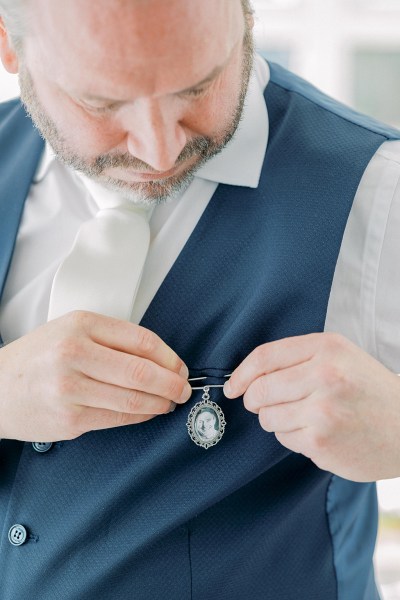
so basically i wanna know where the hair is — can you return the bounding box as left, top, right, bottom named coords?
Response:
left=241, top=0, right=254, bottom=17
left=0, top=0, right=27, bottom=53
left=0, top=0, right=253, bottom=53
left=0, top=0, right=24, bottom=30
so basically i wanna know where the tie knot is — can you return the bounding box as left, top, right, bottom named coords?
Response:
left=78, top=174, right=153, bottom=221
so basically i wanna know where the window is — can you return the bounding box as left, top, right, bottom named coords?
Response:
left=352, top=49, right=400, bottom=127
left=351, top=0, right=400, bottom=11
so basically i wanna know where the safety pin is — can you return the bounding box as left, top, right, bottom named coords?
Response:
left=188, top=374, right=232, bottom=390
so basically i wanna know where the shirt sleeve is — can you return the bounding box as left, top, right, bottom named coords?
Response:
left=374, top=143, right=400, bottom=373
left=325, top=139, right=400, bottom=374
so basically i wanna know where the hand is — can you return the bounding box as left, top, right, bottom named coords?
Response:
left=224, top=333, right=400, bottom=482
left=0, top=311, right=191, bottom=442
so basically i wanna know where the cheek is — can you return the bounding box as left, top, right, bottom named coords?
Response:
left=59, top=105, right=124, bottom=155
left=184, top=89, right=237, bottom=137
left=186, top=71, right=243, bottom=136
left=35, top=81, right=124, bottom=155
left=183, top=60, right=243, bottom=137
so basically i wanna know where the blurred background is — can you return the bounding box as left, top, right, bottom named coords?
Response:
left=253, top=2, right=400, bottom=598
left=0, top=0, right=399, bottom=597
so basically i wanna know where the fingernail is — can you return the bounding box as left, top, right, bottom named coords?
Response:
left=169, top=402, right=177, bottom=413
left=179, top=363, right=189, bottom=379
left=223, top=381, right=233, bottom=398
left=179, top=383, right=192, bottom=403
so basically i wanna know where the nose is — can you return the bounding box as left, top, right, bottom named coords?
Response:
left=124, top=98, right=187, bottom=173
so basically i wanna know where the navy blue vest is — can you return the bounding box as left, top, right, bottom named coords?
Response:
left=0, top=63, right=398, bottom=599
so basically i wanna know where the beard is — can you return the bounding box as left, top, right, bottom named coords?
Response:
left=19, top=30, right=254, bottom=207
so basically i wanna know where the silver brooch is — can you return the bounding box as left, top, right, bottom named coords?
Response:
left=186, top=376, right=230, bottom=449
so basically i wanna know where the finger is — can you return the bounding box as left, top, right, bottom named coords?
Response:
left=73, top=341, right=192, bottom=403
left=243, top=361, right=315, bottom=414
left=79, top=375, right=175, bottom=415
left=70, top=311, right=188, bottom=376
left=75, top=406, right=158, bottom=434
left=275, top=429, right=308, bottom=455
left=258, top=400, right=309, bottom=433
left=224, top=333, right=321, bottom=399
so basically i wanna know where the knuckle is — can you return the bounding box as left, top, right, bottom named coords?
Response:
left=253, top=344, right=269, bottom=370
left=133, top=326, right=157, bottom=355
left=165, top=401, right=175, bottom=414
left=158, top=400, right=173, bottom=415
left=257, top=375, right=269, bottom=400
left=321, top=332, right=347, bottom=354
left=65, top=310, right=93, bottom=331
left=53, top=374, right=78, bottom=399
left=259, top=408, right=273, bottom=432
left=124, top=389, right=142, bottom=414
left=318, top=396, right=348, bottom=431
left=172, top=355, right=185, bottom=375
left=165, top=375, right=184, bottom=401
left=54, top=336, right=84, bottom=364
left=242, top=390, right=254, bottom=412
left=317, top=397, right=336, bottom=422
left=316, top=363, right=340, bottom=388
left=309, top=431, right=328, bottom=454
left=317, top=362, right=351, bottom=396
left=126, top=359, right=152, bottom=387
left=243, top=380, right=264, bottom=413
left=114, top=411, right=134, bottom=428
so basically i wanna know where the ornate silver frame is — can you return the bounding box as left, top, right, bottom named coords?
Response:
left=186, top=393, right=226, bottom=449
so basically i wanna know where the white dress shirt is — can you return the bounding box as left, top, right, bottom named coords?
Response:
left=0, top=53, right=399, bottom=376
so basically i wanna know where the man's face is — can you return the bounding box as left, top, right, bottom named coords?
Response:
left=197, top=411, right=217, bottom=439
left=9, top=0, right=254, bottom=205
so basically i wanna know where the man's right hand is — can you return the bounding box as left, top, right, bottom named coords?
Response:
left=0, top=311, right=192, bottom=442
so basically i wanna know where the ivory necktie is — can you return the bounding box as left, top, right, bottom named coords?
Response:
left=48, top=177, right=153, bottom=322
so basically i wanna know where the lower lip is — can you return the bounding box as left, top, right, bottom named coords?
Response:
left=112, top=165, right=183, bottom=183
left=110, top=155, right=200, bottom=183
left=133, top=169, right=177, bottom=180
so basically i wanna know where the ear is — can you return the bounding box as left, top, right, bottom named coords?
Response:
left=0, top=18, right=19, bottom=74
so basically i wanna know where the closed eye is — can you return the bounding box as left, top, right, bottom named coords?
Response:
left=83, top=102, right=121, bottom=114
left=179, top=86, right=208, bottom=99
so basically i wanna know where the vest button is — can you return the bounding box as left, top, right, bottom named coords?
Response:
left=32, top=442, right=53, bottom=453
left=8, top=524, right=27, bottom=546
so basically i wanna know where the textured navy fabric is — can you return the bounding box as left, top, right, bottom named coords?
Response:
left=327, top=477, right=382, bottom=600
left=0, top=63, right=398, bottom=599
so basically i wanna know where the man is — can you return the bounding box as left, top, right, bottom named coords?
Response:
left=195, top=408, right=219, bottom=442
left=0, top=0, right=399, bottom=598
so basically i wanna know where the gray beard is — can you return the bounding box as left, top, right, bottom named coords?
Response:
left=19, top=34, right=254, bottom=207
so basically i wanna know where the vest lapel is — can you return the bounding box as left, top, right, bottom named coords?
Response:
left=0, top=101, right=44, bottom=302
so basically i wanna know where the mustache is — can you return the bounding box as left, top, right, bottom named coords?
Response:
left=92, top=135, right=212, bottom=174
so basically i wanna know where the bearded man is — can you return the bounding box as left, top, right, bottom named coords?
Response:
left=0, top=1, right=399, bottom=598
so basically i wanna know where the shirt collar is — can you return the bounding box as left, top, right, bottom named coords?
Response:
left=33, top=54, right=270, bottom=189
left=33, top=141, right=57, bottom=183
left=195, top=54, right=270, bottom=188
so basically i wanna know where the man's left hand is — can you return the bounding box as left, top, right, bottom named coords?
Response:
left=224, top=333, right=400, bottom=482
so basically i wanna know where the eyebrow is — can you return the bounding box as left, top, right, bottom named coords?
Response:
left=81, top=45, right=236, bottom=104
left=176, top=63, right=226, bottom=95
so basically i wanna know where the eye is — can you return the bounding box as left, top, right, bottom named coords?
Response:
left=179, top=85, right=209, bottom=100
left=79, top=100, right=121, bottom=114
left=85, top=104, right=117, bottom=114
left=186, top=87, right=206, bottom=97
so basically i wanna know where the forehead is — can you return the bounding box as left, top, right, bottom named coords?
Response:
left=26, top=0, right=244, bottom=97
left=199, top=411, right=215, bottom=419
